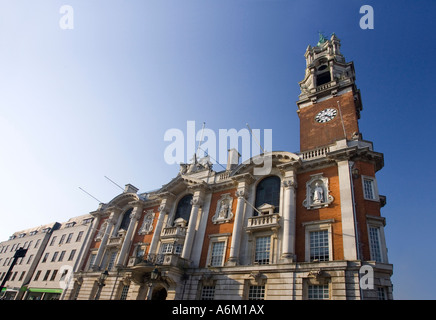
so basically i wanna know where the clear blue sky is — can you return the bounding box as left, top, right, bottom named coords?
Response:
left=0, top=0, right=435, bottom=299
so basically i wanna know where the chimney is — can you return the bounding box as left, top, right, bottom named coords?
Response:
left=124, top=184, right=139, bottom=194
left=226, top=148, right=241, bottom=171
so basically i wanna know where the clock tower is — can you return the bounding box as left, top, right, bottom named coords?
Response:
left=297, top=33, right=363, bottom=152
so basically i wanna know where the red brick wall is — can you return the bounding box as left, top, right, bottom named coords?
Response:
left=299, top=91, right=360, bottom=151
left=129, top=205, right=160, bottom=256
left=295, top=166, right=344, bottom=262
left=199, top=189, right=237, bottom=267
left=352, top=161, right=382, bottom=261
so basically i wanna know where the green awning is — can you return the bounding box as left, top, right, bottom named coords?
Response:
left=27, top=288, right=63, bottom=294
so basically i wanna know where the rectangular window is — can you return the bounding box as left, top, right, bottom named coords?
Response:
left=119, top=285, right=130, bottom=300
left=73, top=283, right=81, bottom=300
left=308, top=284, right=329, bottom=300
left=174, top=244, right=183, bottom=255
left=210, top=242, right=225, bottom=267
left=68, top=249, right=77, bottom=261
left=160, top=243, right=173, bottom=254
left=309, top=230, right=329, bottom=262
left=51, top=252, right=59, bottom=262
left=377, top=287, right=387, bottom=300
left=50, top=236, right=57, bottom=246
left=88, top=254, right=96, bottom=270
left=42, top=253, right=49, bottom=263
left=369, top=227, right=382, bottom=262
left=363, top=178, right=375, bottom=200
left=10, top=272, right=17, bottom=281
left=76, top=231, right=84, bottom=242
left=200, top=285, right=215, bottom=300
left=60, top=269, right=69, bottom=282
left=50, top=270, right=58, bottom=281
left=34, top=270, right=41, bottom=281
left=43, top=270, right=51, bottom=281
left=27, top=254, right=34, bottom=264
left=254, top=236, right=271, bottom=265
left=107, top=251, right=117, bottom=270
left=248, top=285, right=265, bottom=300
left=59, top=251, right=66, bottom=262
left=66, top=233, right=73, bottom=244
left=19, top=271, right=25, bottom=281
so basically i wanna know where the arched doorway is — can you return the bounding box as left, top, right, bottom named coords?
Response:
left=151, top=287, right=167, bottom=300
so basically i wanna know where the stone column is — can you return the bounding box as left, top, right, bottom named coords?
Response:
left=93, top=209, right=120, bottom=270
left=148, top=199, right=170, bottom=255
left=181, top=191, right=203, bottom=261
left=337, top=160, right=358, bottom=260
left=281, top=174, right=297, bottom=261
left=116, top=204, right=143, bottom=267
left=227, top=187, right=247, bottom=266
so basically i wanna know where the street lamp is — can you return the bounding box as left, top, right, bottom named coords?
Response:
left=94, top=270, right=109, bottom=300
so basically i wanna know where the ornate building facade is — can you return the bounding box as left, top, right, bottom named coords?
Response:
left=65, top=34, right=393, bottom=300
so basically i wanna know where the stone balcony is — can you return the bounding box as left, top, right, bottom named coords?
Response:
left=161, top=225, right=187, bottom=239
left=128, top=253, right=186, bottom=269
left=106, top=235, right=123, bottom=248
left=246, top=213, right=280, bottom=233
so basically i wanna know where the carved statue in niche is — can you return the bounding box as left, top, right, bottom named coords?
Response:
left=312, top=182, right=325, bottom=204
left=138, top=210, right=155, bottom=235
left=303, top=174, right=334, bottom=210
left=212, top=193, right=234, bottom=224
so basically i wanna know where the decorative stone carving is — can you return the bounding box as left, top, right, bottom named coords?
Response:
left=282, top=178, right=297, bottom=189
left=138, top=210, right=155, bottom=235
left=95, top=220, right=108, bottom=241
left=303, top=173, right=334, bottom=209
left=212, top=193, right=234, bottom=224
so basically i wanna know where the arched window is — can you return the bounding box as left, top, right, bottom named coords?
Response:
left=119, top=208, right=133, bottom=231
left=254, top=176, right=280, bottom=216
left=174, top=194, right=193, bottom=225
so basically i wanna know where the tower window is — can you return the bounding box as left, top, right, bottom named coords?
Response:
left=316, top=71, right=331, bottom=86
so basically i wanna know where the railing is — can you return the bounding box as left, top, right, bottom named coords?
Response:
left=218, top=171, right=230, bottom=181
left=161, top=225, right=187, bottom=238
left=299, top=146, right=330, bottom=161
left=128, top=253, right=185, bottom=268
left=107, top=236, right=123, bottom=247
left=316, top=81, right=333, bottom=92
left=247, top=213, right=280, bottom=231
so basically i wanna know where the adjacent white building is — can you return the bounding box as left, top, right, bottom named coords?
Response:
left=0, top=222, right=60, bottom=300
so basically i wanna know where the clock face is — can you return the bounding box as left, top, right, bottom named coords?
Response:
left=315, top=108, right=338, bottom=123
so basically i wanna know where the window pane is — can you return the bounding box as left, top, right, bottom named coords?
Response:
left=120, top=285, right=130, bottom=300
left=308, top=284, right=329, bottom=300
left=119, top=208, right=133, bottom=231
left=369, top=227, right=382, bottom=262
left=248, top=285, right=265, bottom=300
left=174, top=195, right=193, bottom=224
left=255, top=237, right=270, bottom=264
left=255, top=176, right=280, bottom=215
left=363, top=179, right=375, bottom=199
left=310, top=230, right=329, bottom=262
left=210, top=242, right=225, bottom=266
left=201, top=286, right=215, bottom=300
